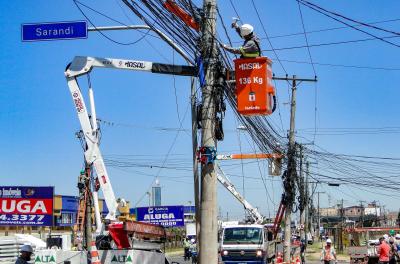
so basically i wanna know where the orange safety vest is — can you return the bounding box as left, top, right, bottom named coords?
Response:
left=324, top=247, right=333, bottom=261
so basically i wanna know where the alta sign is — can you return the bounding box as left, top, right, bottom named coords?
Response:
left=35, top=254, right=56, bottom=263
left=111, top=252, right=133, bottom=263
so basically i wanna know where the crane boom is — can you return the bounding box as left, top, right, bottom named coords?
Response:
left=216, top=164, right=264, bottom=224
left=65, top=56, right=196, bottom=221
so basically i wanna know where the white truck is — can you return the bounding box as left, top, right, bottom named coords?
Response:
left=220, top=224, right=276, bottom=264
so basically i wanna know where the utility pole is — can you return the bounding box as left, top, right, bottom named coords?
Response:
left=191, top=76, right=201, bottom=252
left=298, top=145, right=306, bottom=244
left=305, top=161, right=310, bottom=239
left=359, top=200, right=366, bottom=228
left=272, top=75, right=317, bottom=262
left=199, top=0, right=218, bottom=263
left=316, top=191, right=325, bottom=240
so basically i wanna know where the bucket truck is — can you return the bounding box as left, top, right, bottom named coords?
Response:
left=34, top=56, right=196, bottom=263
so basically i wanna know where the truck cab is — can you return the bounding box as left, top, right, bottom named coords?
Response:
left=220, top=224, right=276, bottom=264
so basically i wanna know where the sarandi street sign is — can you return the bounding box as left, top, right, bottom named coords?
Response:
left=21, top=21, right=87, bottom=41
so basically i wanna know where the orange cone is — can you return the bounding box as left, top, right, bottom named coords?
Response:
left=89, top=241, right=101, bottom=264
left=276, top=252, right=283, bottom=264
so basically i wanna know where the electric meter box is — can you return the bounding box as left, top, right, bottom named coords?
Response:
left=234, top=57, right=275, bottom=116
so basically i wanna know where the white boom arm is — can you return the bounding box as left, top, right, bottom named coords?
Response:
left=216, top=164, right=264, bottom=224
left=65, top=56, right=196, bottom=222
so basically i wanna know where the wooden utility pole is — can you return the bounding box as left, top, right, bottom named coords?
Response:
left=199, top=0, right=218, bottom=263
left=273, top=75, right=317, bottom=262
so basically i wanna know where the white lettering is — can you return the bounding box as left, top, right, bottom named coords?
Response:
left=239, top=63, right=262, bottom=70
left=36, top=28, right=42, bottom=36
left=1, top=200, right=15, bottom=213
left=0, top=200, right=47, bottom=214
left=31, top=201, right=47, bottom=213
left=16, top=200, right=30, bottom=213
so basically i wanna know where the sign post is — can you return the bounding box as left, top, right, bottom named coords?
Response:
left=22, top=21, right=87, bottom=41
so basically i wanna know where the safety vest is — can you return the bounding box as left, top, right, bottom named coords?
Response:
left=323, top=247, right=333, bottom=261
left=240, top=38, right=261, bottom=58
left=240, top=47, right=260, bottom=58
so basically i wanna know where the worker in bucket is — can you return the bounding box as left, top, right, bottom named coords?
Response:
left=320, top=239, right=337, bottom=264
left=220, top=21, right=261, bottom=58
left=15, top=245, right=33, bottom=264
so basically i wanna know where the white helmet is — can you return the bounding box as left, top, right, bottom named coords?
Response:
left=326, top=239, right=332, bottom=244
left=395, top=234, right=400, bottom=239
left=384, top=234, right=389, bottom=239
left=240, top=24, right=254, bottom=37
left=21, top=244, right=33, bottom=253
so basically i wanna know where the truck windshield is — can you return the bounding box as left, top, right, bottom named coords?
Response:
left=223, top=227, right=263, bottom=245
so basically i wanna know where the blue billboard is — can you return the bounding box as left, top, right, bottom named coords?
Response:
left=0, top=186, right=54, bottom=226
left=136, top=206, right=184, bottom=227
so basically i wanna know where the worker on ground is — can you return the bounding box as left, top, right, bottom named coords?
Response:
left=395, top=234, right=400, bottom=251
left=389, top=238, right=398, bottom=264
left=220, top=22, right=261, bottom=58
left=300, top=239, right=306, bottom=264
left=15, top=245, right=33, bottom=264
left=320, top=239, right=336, bottom=264
left=377, top=237, right=390, bottom=264
left=183, top=237, right=191, bottom=261
left=389, top=230, right=396, bottom=241
left=384, top=234, right=390, bottom=243
left=320, top=239, right=337, bottom=264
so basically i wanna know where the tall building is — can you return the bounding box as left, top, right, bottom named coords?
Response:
left=152, top=178, right=161, bottom=206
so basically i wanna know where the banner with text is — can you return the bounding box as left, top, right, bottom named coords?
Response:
left=136, top=206, right=184, bottom=227
left=0, top=186, right=54, bottom=226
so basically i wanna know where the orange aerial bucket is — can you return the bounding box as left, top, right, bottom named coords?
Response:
left=234, top=57, right=275, bottom=116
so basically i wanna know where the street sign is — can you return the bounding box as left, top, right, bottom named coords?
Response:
left=22, top=21, right=87, bottom=41
left=135, top=206, right=184, bottom=227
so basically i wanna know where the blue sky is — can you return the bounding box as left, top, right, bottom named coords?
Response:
left=1, top=0, right=400, bottom=219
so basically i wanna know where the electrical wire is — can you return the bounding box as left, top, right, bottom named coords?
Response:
left=73, top=0, right=151, bottom=45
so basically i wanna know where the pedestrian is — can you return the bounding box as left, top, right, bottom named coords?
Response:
left=389, top=238, right=398, bottom=264
left=183, top=237, right=191, bottom=261
left=377, top=237, right=390, bottom=264
left=320, top=239, right=337, bottom=264
left=394, top=234, right=400, bottom=252
left=15, top=245, right=33, bottom=264
left=220, top=22, right=261, bottom=58
left=300, top=239, right=306, bottom=264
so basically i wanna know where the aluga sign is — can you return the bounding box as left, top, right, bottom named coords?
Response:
left=0, top=186, right=54, bottom=226
left=136, top=206, right=184, bottom=227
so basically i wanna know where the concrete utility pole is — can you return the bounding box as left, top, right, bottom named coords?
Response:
left=199, top=0, right=218, bottom=263
left=305, top=161, right=310, bottom=239
left=298, top=146, right=306, bottom=244
left=191, top=76, right=201, bottom=252
left=315, top=191, right=325, bottom=240
left=359, top=200, right=366, bottom=228
left=273, top=75, right=317, bottom=262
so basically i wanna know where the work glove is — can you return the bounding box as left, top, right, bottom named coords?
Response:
left=231, top=22, right=238, bottom=28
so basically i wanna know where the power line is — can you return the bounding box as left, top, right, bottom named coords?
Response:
left=298, top=0, right=400, bottom=37
left=250, top=0, right=288, bottom=75
left=262, top=34, right=400, bottom=52
left=73, top=0, right=150, bottom=45
left=297, top=0, right=400, bottom=48
left=276, top=58, right=400, bottom=71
